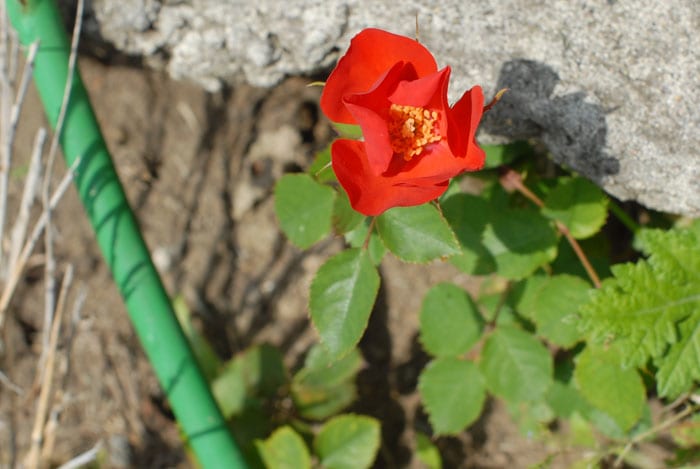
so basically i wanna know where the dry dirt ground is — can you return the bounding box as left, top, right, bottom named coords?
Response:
left=0, top=55, right=597, bottom=468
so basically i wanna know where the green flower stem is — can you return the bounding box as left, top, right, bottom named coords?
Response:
left=608, top=199, right=641, bottom=234
left=362, top=217, right=376, bottom=250
left=6, top=1, right=246, bottom=467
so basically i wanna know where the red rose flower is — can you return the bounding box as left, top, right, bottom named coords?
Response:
left=320, top=28, right=486, bottom=216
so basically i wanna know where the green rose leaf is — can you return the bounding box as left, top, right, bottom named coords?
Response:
left=255, top=426, right=311, bottom=469
left=332, top=122, right=363, bottom=139
left=308, top=145, right=336, bottom=183
left=291, top=345, right=362, bottom=420
left=211, top=344, right=287, bottom=419
left=376, top=204, right=460, bottom=263
left=333, top=189, right=364, bottom=234
left=542, top=177, right=609, bottom=239
left=415, top=432, right=442, bottom=469
left=274, top=173, right=335, bottom=248
left=345, top=218, right=386, bottom=265
left=314, top=414, right=381, bottom=469
left=482, top=207, right=558, bottom=279
left=310, top=249, right=380, bottom=359
left=419, top=357, right=486, bottom=435
left=419, top=283, right=484, bottom=357
left=574, top=345, right=645, bottom=432
left=546, top=380, right=592, bottom=420
left=481, top=141, right=533, bottom=169
left=515, top=274, right=592, bottom=348
left=480, top=326, right=553, bottom=403
left=441, top=193, right=496, bottom=275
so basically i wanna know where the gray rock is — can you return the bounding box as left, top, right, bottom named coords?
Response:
left=79, top=0, right=699, bottom=216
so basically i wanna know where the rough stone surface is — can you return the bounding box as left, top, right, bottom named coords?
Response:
left=78, top=0, right=699, bottom=216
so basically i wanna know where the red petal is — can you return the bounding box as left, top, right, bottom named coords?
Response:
left=389, top=67, right=450, bottom=110
left=320, top=28, right=438, bottom=124
left=343, top=62, right=417, bottom=175
left=332, top=139, right=449, bottom=216
left=447, top=85, right=485, bottom=164
left=389, top=140, right=468, bottom=182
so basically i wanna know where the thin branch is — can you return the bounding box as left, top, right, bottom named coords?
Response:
left=0, top=27, right=13, bottom=266
left=8, top=127, right=45, bottom=269
left=55, top=441, right=103, bottom=469
left=24, top=265, right=72, bottom=469
left=0, top=368, right=23, bottom=395
left=499, top=168, right=602, bottom=288
left=613, top=403, right=697, bottom=467
left=362, top=217, right=376, bottom=250
left=0, top=159, right=78, bottom=330
left=313, top=160, right=332, bottom=178
left=39, top=404, right=60, bottom=465
left=41, top=0, right=83, bottom=369
left=483, top=88, right=509, bottom=113
left=60, top=287, right=86, bottom=390
left=608, top=199, right=640, bottom=234
left=0, top=40, right=38, bottom=272
left=10, top=40, right=39, bottom=133
left=36, top=264, right=73, bottom=390
left=44, top=0, right=83, bottom=183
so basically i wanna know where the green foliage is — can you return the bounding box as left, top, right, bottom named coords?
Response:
left=345, top=218, right=386, bottom=265
left=441, top=194, right=496, bottom=275
left=376, top=204, right=460, bottom=263
left=331, top=123, right=363, bottom=139
left=309, top=248, right=380, bottom=359
left=481, top=141, right=533, bottom=169
left=291, top=345, right=362, bottom=420
left=671, top=413, right=700, bottom=449
left=415, top=432, right=442, bottom=469
left=551, top=235, right=611, bottom=280
left=307, top=145, right=336, bottom=183
left=212, top=344, right=287, bottom=419
left=580, top=224, right=700, bottom=398
left=253, top=414, right=380, bottom=469
left=274, top=173, right=335, bottom=248
left=481, top=206, right=558, bottom=279
left=542, top=177, right=609, bottom=239
left=267, top=133, right=700, bottom=465
left=419, top=283, right=483, bottom=357
left=480, top=326, right=553, bottom=403
left=418, top=358, right=486, bottom=434
left=573, top=345, right=646, bottom=432
left=255, top=426, right=311, bottom=469
left=441, top=191, right=559, bottom=279
left=546, top=379, right=591, bottom=421
left=513, top=274, right=590, bottom=348
left=332, top=189, right=363, bottom=234
left=314, top=414, right=381, bottom=469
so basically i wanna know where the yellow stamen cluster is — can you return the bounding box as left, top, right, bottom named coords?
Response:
left=388, top=104, right=441, bottom=161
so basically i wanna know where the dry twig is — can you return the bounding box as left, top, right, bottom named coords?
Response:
left=0, top=40, right=38, bottom=271
left=41, top=0, right=84, bottom=370
left=0, top=162, right=77, bottom=329
left=8, top=128, right=46, bottom=269
left=24, top=265, right=73, bottom=469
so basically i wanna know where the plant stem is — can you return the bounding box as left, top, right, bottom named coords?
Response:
left=608, top=199, right=640, bottom=234
left=363, top=217, right=376, bottom=250
left=613, top=403, right=697, bottom=467
left=500, top=168, right=602, bottom=288
left=483, top=88, right=508, bottom=113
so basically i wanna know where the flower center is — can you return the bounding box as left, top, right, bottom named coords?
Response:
left=388, top=104, right=442, bottom=161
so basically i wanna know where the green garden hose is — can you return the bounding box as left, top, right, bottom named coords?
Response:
left=6, top=1, right=247, bottom=467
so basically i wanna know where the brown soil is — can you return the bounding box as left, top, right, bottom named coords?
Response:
left=1, top=55, right=598, bottom=468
